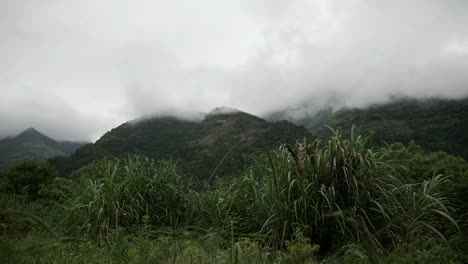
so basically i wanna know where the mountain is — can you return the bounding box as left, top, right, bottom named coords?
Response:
left=269, top=97, right=468, bottom=159
left=51, top=109, right=311, bottom=178
left=0, top=128, right=85, bottom=171
left=267, top=106, right=334, bottom=135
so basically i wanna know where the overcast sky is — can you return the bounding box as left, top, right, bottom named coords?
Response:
left=1, top=0, right=467, bottom=141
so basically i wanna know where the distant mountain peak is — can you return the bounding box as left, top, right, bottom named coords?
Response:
left=51, top=109, right=310, bottom=177
left=16, top=127, right=46, bottom=139
left=208, top=106, right=240, bottom=116
left=22, top=127, right=40, bottom=134
left=0, top=127, right=85, bottom=171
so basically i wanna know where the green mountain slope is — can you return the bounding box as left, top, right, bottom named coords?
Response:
left=51, top=109, right=311, bottom=178
left=267, top=106, right=334, bottom=134
left=0, top=128, right=84, bottom=171
left=271, top=97, right=468, bottom=159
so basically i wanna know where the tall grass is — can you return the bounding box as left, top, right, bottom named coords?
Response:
left=2, top=129, right=461, bottom=262
left=197, top=128, right=458, bottom=252
left=61, top=156, right=192, bottom=238
left=57, top=130, right=458, bottom=253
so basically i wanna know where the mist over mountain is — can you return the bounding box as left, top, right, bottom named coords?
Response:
left=0, top=128, right=85, bottom=171
left=1, top=1, right=468, bottom=141
left=51, top=109, right=310, bottom=178
left=268, top=96, right=468, bottom=159
left=2, top=1, right=468, bottom=262
left=3, top=1, right=468, bottom=262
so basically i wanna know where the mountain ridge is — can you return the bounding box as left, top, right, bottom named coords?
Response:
left=267, top=96, right=468, bottom=159
left=51, top=109, right=311, bottom=178
left=0, top=128, right=85, bottom=171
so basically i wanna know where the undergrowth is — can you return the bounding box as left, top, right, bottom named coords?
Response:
left=1, top=129, right=466, bottom=263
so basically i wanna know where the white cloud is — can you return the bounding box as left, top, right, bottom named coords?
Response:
left=0, top=0, right=467, bottom=140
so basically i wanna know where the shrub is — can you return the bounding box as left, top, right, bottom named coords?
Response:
left=1, top=161, right=57, bottom=199
left=285, top=230, right=320, bottom=264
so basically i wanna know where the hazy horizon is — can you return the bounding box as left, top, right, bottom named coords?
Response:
left=1, top=0, right=467, bottom=141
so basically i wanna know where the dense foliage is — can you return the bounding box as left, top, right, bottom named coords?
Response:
left=314, top=97, right=468, bottom=160
left=63, top=157, right=191, bottom=237
left=1, top=130, right=467, bottom=263
left=268, top=97, right=468, bottom=160
left=0, top=160, right=57, bottom=199
left=51, top=112, right=310, bottom=179
left=383, top=142, right=468, bottom=233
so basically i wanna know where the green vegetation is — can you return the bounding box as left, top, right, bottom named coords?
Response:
left=63, top=157, right=191, bottom=237
left=268, top=97, right=468, bottom=160
left=51, top=111, right=310, bottom=179
left=0, top=160, right=57, bottom=199
left=1, top=129, right=467, bottom=263
left=0, top=128, right=83, bottom=172
left=314, top=97, right=468, bottom=159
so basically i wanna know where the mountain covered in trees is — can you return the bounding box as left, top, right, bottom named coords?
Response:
left=268, top=97, right=468, bottom=159
left=4, top=97, right=468, bottom=178
left=0, top=128, right=84, bottom=171
left=3, top=103, right=468, bottom=262
left=51, top=108, right=310, bottom=178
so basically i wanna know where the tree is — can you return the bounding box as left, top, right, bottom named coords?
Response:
left=2, top=160, right=57, bottom=199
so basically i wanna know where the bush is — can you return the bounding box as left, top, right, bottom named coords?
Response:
left=384, top=142, right=468, bottom=233
left=0, top=161, right=57, bottom=199
left=285, top=230, right=320, bottom=264
left=37, top=177, right=77, bottom=203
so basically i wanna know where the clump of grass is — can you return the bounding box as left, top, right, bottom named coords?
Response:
left=61, top=156, right=192, bottom=238
left=212, top=128, right=458, bottom=253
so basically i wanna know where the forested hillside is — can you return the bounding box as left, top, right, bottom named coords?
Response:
left=269, top=97, right=468, bottom=159
left=51, top=109, right=310, bottom=178
left=0, top=128, right=83, bottom=171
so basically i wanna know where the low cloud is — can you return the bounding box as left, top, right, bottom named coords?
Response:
left=1, top=0, right=467, bottom=140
